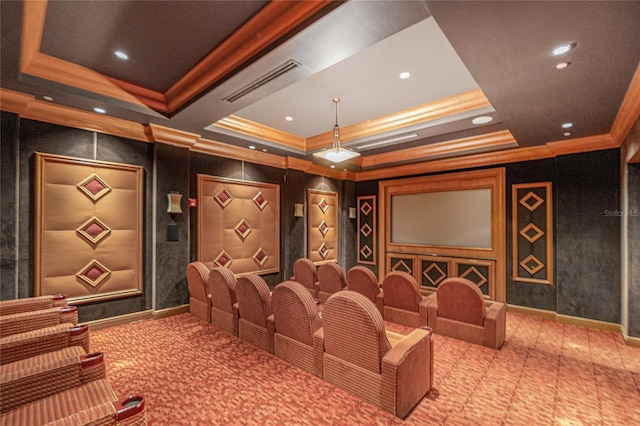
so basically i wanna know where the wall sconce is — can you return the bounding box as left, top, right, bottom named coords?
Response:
left=167, top=192, right=183, bottom=214
left=348, top=207, right=357, bottom=219
left=294, top=203, right=304, bottom=218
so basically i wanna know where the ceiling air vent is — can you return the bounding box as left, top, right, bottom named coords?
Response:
left=223, top=59, right=301, bottom=103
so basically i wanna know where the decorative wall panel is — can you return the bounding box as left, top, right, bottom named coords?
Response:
left=307, top=189, right=338, bottom=265
left=387, top=253, right=415, bottom=277
left=512, top=182, right=553, bottom=284
left=357, top=195, right=376, bottom=265
left=197, top=175, right=280, bottom=276
left=34, top=153, right=143, bottom=304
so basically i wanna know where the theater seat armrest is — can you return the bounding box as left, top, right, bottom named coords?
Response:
left=232, top=303, right=240, bottom=336
left=381, top=329, right=433, bottom=418
left=267, top=314, right=275, bottom=335
left=418, top=297, right=431, bottom=326
left=484, top=302, right=507, bottom=349
left=376, top=292, right=385, bottom=315
left=424, top=293, right=438, bottom=327
left=313, top=328, right=324, bottom=378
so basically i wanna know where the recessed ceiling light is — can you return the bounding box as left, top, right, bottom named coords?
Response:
left=561, top=122, right=573, bottom=129
left=399, top=71, right=411, bottom=80
left=555, top=62, right=570, bottom=70
left=114, top=50, right=129, bottom=60
left=93, top=107, right=106, bottom=114
left=249, top=145, right=255, bottom=150
left=285, top=116, right=293, bottom=122
left=42, top=96, right=54, bottom=102
left=472, top=116, right=493, bottom=125
left=262, top=148, right=267, bottom=152
left=330, top=165, right=335, bottom=169
left=563, top=132, right=572, bottom=137
left=552, top=43, right=573, bottom=56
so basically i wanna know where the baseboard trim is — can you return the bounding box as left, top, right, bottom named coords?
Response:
left=507, top=304, right=637, bottom=346
left=84, top=304, right=189, bottom=331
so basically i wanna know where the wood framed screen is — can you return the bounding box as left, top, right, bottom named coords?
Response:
left=197, top=175, right=280, bottom=276
left=307, top=189, right=338, bottom=265
left=34, top=153, right=144, bottom=304
left=379, top=168, right=506, bottom=301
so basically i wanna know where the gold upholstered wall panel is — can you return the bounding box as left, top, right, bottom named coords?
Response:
left=197, top=175, right=280, bottom=276
left=307, top=189, right=338, bottom=265
left=34, top=153, right=143, bottom=304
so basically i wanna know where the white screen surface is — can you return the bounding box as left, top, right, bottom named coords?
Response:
left=391, top=188, right=492, bottom=248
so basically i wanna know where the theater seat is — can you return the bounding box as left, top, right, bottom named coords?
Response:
left=381, top=271, right=429, bottom=328
left=292, top=258, right=319, bottom=300
left=208, top=267, right=239, bottom=336
left=236, top=274, right=274, bottom=354
left=314, top=290, right=433, bottom=419
left=426, top=277, right=507, bottom=349
left=0, top=294, right=68, bottom=316
left=270, top=281, right=323, bottom=377
left=186, top=261, right=212, bottom=322
left=0, top=306, right=78, bottom=338
left=346, top=266, right=384, bottom=315
left=317, top=263, right=347, bottom=303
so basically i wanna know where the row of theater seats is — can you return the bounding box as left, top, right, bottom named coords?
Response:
left=292, top=259, right=507, bottom=349
left=0, top=294, right=146, bottom=425
left=186, top=261, right=434, bottom=418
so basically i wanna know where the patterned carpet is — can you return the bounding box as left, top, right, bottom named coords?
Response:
left=91, top=312, right=640, bottom=425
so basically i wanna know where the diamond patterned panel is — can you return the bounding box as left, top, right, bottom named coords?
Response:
left=76, top=216, right=111, bottom=246
left=520, top=254, right=545, bottom=275
left=460, top=266, right=488, bottom=287
left=318, top=220, right=329, bottom=236
left=253, top=248, right=268, bottom=266
left=214, top=251, right=233, bottom=268
left=318, top=242, right=329, bottom=259
left=77, top=260, right=111, bottom=287
left=391, top=259, right=412, bottom=274
left=520, top=223, right=544, bottom=243
left=423, top=263, right=447, bottom=287
left=214, top=188, right=233, bottom=208
left=253, top=191, right=268, bottom=210
left=360, top=223, right=372, bottom=237
left=234, top=219, right=252, bottom=241
left=360, top=201, right=372, bottom=216
left=77, top=174, right=111, bottom=201
left=318, top=198, right=329, bottom=213
left=519, top=191, right=544, bottom=211
left=360, top=245, right=372, bottom=260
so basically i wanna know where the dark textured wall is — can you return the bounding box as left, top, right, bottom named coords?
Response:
left=1, top=112, right=19, bottom=300
left=155, top=143, right=190, bottom=310
left=555, top=150, right=620, bottom=323
left=628, top=163, right=640, bottom=336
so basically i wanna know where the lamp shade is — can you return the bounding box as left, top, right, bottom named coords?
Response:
left=167, top=192, right=182, bottom=214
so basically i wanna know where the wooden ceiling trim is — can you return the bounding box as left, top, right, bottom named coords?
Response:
left=610, top=64, right=640, bottom=146
left=305, top=89, right=492, bottom=151
left=546, top=134, right=617, bottom=156
left=284, top=157, right=355, bottom=180
left=354, top=145, right=555, bottom=182
left=21, top=0, right=158, bottom=110
left=145, top=124, right=200, bottom=147
left=108, top=78, right=169, bottom=114
left=192, top=138, right=286, bottom=170
left=214, top=115, right=306, bottom=151
left=164, top=0, right=334, bottom=112
left=0, top=88, right=150, bottom=142
left=360, top=130, right=517, bottom=168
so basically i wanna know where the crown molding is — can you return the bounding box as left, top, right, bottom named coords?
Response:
left=145, top=124, right=200, bottom=147
left=360, top=130, right=517, bottom=168
left=546, top=134, right=617, bottom=156
left=213, top=115, right=306, bottom=151
left=610, top=64, right=640, bottom=146
left=306, top=89, right=492, bottom=152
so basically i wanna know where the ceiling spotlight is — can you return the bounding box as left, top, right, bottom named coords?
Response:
left=285, top=116, right=293, bottom=122
left=42, top=96, right=54, bottom=102
left=93, top=107, right=106, bottom=114
left=563, top=132, right=571, bottom=137
left=262, top=148, right=267, bottom=152
left=313, top=98, right=360, bottom=163
left=472, top=116, right=493, bottom=125
left=330, top=165, right=335, bottom=169
left=552, top=43, right=573, bottom=56
left=114, top=50, right=129, bottom=60
left=399, top=71, right=411, bottom=80
left=561, top=122, right=573, bottom=129
left=249, top=145, right=256, bottom=150
left=555, top=62, right=570, bottom=70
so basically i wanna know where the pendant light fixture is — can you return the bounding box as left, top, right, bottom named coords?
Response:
left=313, top=98, right=360, bottom=163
